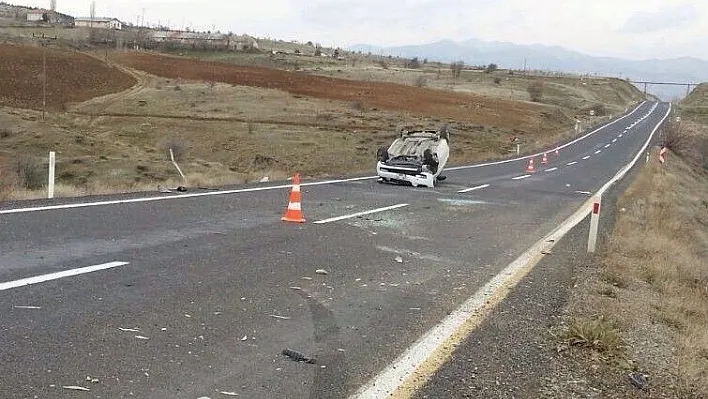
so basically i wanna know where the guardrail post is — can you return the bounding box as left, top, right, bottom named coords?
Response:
left=587, top=196, right=601, bottom=253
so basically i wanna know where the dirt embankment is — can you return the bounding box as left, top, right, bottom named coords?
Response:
left=112, top=51, right=554, bottom=133
left=0, top=44, right=136, bottom=110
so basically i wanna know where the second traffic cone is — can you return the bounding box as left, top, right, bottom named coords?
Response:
left=281, top=173, right=305, bottom=223
left=541, top=153, right=548, bottom=165
left=526, top=158, right=535, bottom=173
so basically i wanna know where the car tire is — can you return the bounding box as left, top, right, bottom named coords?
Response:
left=438, top=124, right=450, bottom=141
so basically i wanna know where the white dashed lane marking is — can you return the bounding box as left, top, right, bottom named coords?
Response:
left=512, top=175, right=531, bottom=180
left=458, top=184, right=491, bottom=193
left=566, top=161, right=577, bottom=166
left=0, top=262, right=130, bottom=292
left=314, top=203, right=409, bottom=224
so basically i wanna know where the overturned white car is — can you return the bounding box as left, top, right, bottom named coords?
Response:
left=376, top=128, right=450, bottom=188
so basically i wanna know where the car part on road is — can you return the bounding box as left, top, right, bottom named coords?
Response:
left=282, top=348, right=317, bottom=364
left=376, top=127, right=450, bottom=188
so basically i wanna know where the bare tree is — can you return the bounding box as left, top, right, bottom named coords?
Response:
left=450, top=61, right=464, bottom=79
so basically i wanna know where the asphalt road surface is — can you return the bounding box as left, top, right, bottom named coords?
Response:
left=0, top=101, right=670, bottom=399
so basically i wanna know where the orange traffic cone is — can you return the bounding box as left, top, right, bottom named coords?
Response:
left=281, top=173, right=305, bottom=223
left=525, top=158, right=535, bottom=173
left=541, top=153, right=548, bottom=165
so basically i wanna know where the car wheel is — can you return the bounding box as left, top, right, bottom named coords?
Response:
left=439, top=124, right=450, bottom=141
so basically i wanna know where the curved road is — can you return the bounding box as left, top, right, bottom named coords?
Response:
left=0, top=101, right=670, bottom=398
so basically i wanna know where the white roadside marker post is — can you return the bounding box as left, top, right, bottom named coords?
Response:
left=48, top=151, right=55, bottom=199
left=169, top=148, right=187, bottom=183
left=587, top=197, right=601, bottom=253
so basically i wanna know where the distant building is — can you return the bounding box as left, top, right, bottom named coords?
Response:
left=74, top=17, right=122, bottom=30
left=150, top=31, right=259, bottom=50
left=25, top=9, right=74, bottom=25
left=26, top=9, right=47, bottom=22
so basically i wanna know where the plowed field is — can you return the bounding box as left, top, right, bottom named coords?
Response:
left=113, top=52, right=548, bottom=132
left=0, top=44, right=136, bottom=110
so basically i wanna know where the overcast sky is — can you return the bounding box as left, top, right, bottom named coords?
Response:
left=17, top=0, right=708, bottom=60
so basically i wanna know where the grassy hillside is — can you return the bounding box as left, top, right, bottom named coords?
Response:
left=548, top=85, right=708, bottom=397
left=552, top=147, right=708, bottom=397
left=0, top=41, right=642, bottom=200
left=681, top=83, right=708, bottom=124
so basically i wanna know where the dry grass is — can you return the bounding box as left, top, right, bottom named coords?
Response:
left=0, top=46, right=642, bottom=201
left=560, top=140, right=708, bottom=396
left=561, top=316, right=623, bottom=353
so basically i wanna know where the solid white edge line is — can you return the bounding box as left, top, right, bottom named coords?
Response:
left=597, top=103, right=671, bottom=196
left=314, top=204, right=409, bottom=224
left=0, top=261, right=129, bottom=291
left=457, top=184, right=490, bottom=193
left=511, top=175, right=531, bottom=180
left=0, top=176, right=379, bottom=215
left=1, top=102, right=654, bottom=216
left=566, top=161, right=577, bottom=166
left=350, top=103, right=672, bottom=399
left=545, top=167, right=558, bottom=172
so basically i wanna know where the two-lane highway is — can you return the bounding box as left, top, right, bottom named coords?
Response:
left=0, top=101, right=670, bottom=398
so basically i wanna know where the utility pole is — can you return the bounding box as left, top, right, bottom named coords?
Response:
left=33, top=33, right=57, bottom=121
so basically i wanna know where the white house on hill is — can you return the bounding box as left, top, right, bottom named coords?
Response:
left=74, top=17, right=122, bottom=30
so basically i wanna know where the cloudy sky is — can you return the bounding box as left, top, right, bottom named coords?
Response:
left=18, top=0, right=707, bottom=60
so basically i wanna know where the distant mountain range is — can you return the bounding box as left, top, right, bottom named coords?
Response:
left=348, top=39, right=708, bottom=100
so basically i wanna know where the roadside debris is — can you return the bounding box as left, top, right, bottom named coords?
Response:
left=282, top=348, right=316, bottom=364
left=629, top=372, right=648, bottom=390
left=394, top=256, right=403, bottom=263
left=62, top=385, right=90, bottom=391
left=157, top=185, right=187, bottom=193
left=118, top=327, right=141, bottom=333
left=315, top=269, right=329, bottom=275
left=85, top=376, right=99, bottom=383
left=240, top=335, right=248, bottom=341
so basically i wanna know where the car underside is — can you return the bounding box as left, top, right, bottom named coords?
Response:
left=376, top=128, right=450, bottom=188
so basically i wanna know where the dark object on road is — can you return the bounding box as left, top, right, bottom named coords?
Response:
left=629, top=372, right=648, bottom=389
left=282, top=348, right=316, bottom=364
left=176, top=186, right=187, bottom=192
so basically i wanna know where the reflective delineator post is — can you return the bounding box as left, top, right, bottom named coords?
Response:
left=587, top=197, right=601, bottom=253
left=48, top=151, right=55, bottom=199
